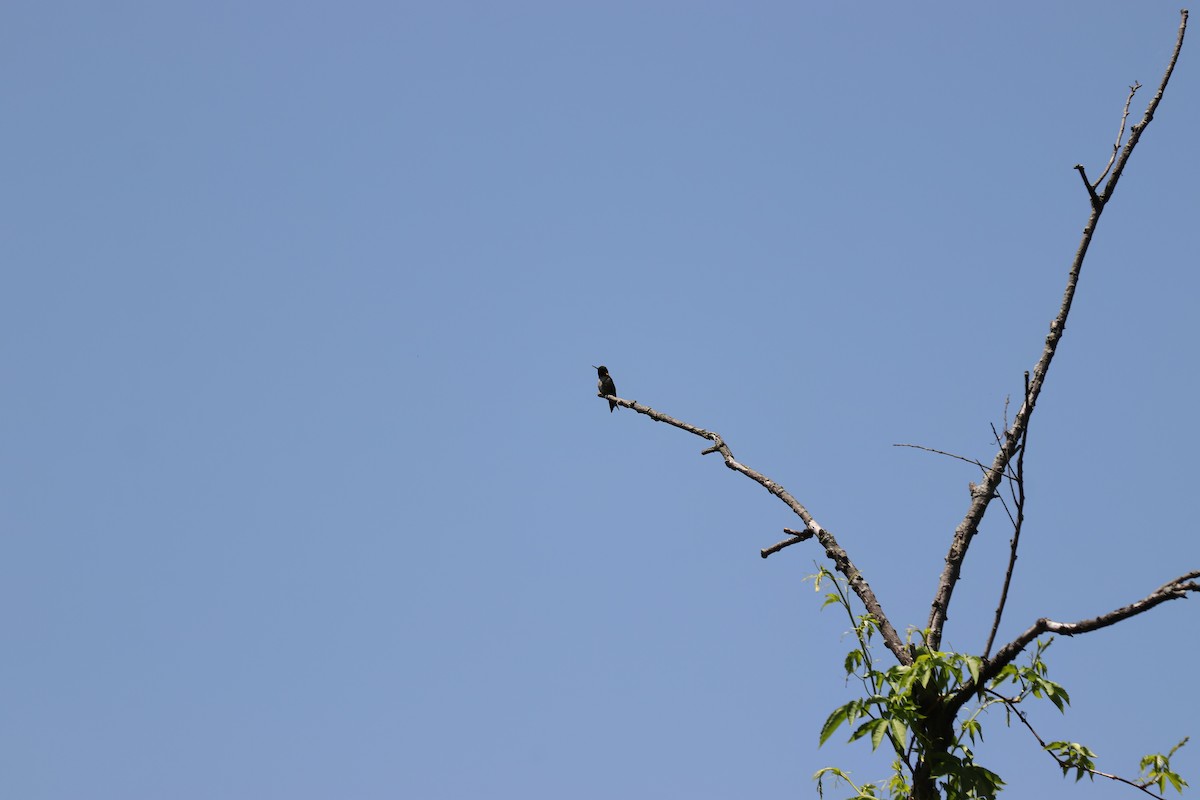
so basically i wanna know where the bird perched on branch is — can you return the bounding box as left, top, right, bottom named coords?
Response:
left=593, top=365, right=617, bottom=412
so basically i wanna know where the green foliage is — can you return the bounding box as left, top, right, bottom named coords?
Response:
left=1043, top=740, right=1097, bottom=782
left=813, top=635, right=1010, bottom=799
left=1138, top=737, right=1190, bottom=794
left=990, top=638, right=1069, bottom=713
left=814, top=766, right=883, bottom=800
left=929, top=751, right=1004, bottom=799
left=805, top=567, right=1189, bottom=799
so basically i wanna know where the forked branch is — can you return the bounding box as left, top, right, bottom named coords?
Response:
left=925, top=10, right=1189, bottom=651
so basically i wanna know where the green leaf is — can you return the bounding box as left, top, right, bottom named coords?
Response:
left=885, top=766, right=911, bottom=799
left=914, top=660, right=933, bottom=689
left=1040, top=678, right=1069, bottom=712
left=964, top=655, right=983, bottom=688
left=869, top=718, right=889, bottom=751
left=961, top=718, right=982, bottom=745
left=848, top=719, right=877, bottom=744
left=819, top=705, right=851, bottom=746
left=813, top=766, right=848, bottom=800
left=993, top=664, right=1019, bottom=685
left=806, top=567, right=832, bottom=591
left=889, top=717, right=907, bottom=749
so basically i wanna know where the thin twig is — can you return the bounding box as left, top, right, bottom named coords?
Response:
left=926, top=10, right=1189, bottom=652
left=992, top=481, right=1017, bottom=530
left=1099, top=10, right=1188, bottom=203
left=1093, top=82, right=1142, bottom=186
left=892, top=443, right=1017, bottom=482
left=598, top=391, right=913, bottom=665
left=986, top=422, right=1019, bottom=529
left=984, top=373, right=1031, bottom=659
left=988, top=688, right=1169, bottom=799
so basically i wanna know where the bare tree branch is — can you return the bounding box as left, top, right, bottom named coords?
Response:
left=1100, top=10, right=1188, bottom=202
left=925, top=9, right=1189, bottom=651
left=598, top=391, right=913, bottom=665
left=1074, top=81, right=1141, bottom=209
left=761, top=528, right=813, bottom=558
left=948, top=571, right=1200, bottom=715
left=1073, top=164, right=1102, bottom=209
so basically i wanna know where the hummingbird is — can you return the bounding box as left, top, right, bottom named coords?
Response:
left=593, top=365, right=617, bottom=412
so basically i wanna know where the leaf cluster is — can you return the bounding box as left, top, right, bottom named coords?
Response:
left=808, top=569, right=1188, bottom=799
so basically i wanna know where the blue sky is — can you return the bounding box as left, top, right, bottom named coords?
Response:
left=3, top=3, right=1198, bottom=798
